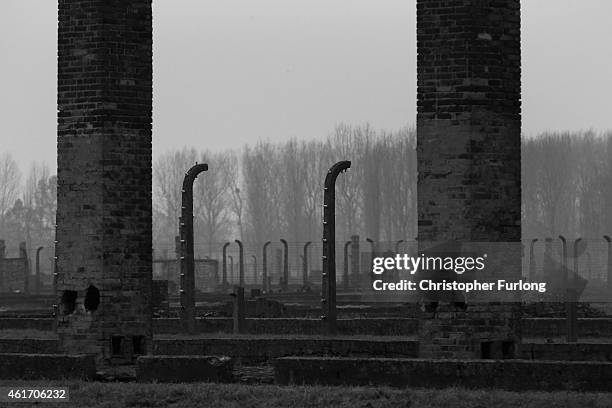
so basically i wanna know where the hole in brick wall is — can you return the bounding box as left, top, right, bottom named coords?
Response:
left=60, top=290, right=78, bottom=315
left=84, top=285, right=100, bottom=311
left=423, top=301, right=438, bottom=313
left=481, top=340, right=515, bottom=359
left=111, top=336, right=123, bottom=356
left=481, top=341, right=493, bottom=359
left=132, top=335, right=145, bottom=355
left=502, top=340, right=516, bottom=359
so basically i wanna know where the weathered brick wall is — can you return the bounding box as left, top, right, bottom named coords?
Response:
left=416, top=0, right=522, bottom=358
left=153, top=337, right=418, bottom=364
left=0, top=243, right=29, bottom=293
left=56, top=0, right=152, bottom=364
left=137, top=356, right=234, bottom=383
left=0, top=339, right=59, bottom=354
left=274, top=358, right=612, bottom=391
left=0, top=353, right=96, bottom=380
left=417, top=0, right=521, bottom=241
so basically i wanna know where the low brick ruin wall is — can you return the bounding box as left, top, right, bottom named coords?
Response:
left=522, top=318, right=612, bottom=338
left=153, top=318, right=232, bottom=334
left=153, top=337, right=418, bottom=364
left=153, top=317, right=417, bottom=336
left=274, top=357, right=612, bottom=391
left=0, top=353, right=95, bottom=380
left=0, top=318, right=55, bottom=331
left=136, top=355, right=234, bottom=383
left=521, top=342, right=612, bottom=362
left=0, top=339, right=58, bottom=354
left=4, top=316, right=612, bottom=338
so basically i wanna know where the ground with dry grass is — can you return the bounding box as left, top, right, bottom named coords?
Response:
left=0, top=381, right=610, bottom=408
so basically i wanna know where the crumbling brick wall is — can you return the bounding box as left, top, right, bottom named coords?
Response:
left=416, top=0, right=522, bottom=358
left=56, top=0, right=153, bottom=364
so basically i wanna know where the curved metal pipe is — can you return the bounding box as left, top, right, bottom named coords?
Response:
left=179, top=163, right=208, bottom=333
left=572, top=238, right=583, bottom=290
left=235, top=239, right=244, bottom=286
left=321, top=160, right=351, bottom=335
left=559, top=235, right=567, bottom=291
left=394, top=240, right=404, bottom=254
left=366, top=238, right=376, bottom=254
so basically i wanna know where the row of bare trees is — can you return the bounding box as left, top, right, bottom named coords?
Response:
left=0, top=153, right=56, bottom=278
left=522, top=130, right=612, bottom=239
left=1, top=128, right=610, bottom=266
left=154, top=127, right=612, bottom=256
left=152, top=124, right=417, bottom=255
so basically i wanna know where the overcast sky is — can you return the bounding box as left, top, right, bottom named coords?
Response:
left=1, top=0, right=611, bottom=174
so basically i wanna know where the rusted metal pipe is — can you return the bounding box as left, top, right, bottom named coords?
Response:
left=558, top=236, right=568, bottom=292
left=567, top=237, right=582, bottom=343
left=280, top=239, right=289, bottom=291
left=235, top=239, right=245, bottom=286
left=20, top=242, right=29, bottom=295
left=321, top=160, right=351, bottom=336
left=262, top=241, right=271, bottom=292
left=605, top=236, right=611, bottom=293
left=251, top=255, right=257, bottom=282
left=366, top=238, right=376, bottom=286
left=343, top=240, right=351, bottom=290
left=36, top=246, right=44, bottom=295
left=222, top=242, right=230, bottom=290
left=303, top=241, right=312, bottom=287
left=179, top=163, right=208, bottom=333
left=395, top=239, right=404, bottom=254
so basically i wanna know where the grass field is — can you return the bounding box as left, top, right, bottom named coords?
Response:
left=0, top=381, right=611, bottom=408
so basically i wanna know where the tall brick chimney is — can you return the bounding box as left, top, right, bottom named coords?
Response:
left=416, top=0, right=522, bottom=358
left=56, top=1, right=153, bottom=364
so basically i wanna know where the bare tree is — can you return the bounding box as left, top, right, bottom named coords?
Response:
left=302, top=140, right=329, bottom=241
left=279, top=139, right=308, bottom=243
left=0, top=153, right=21, bottom=233
left=153, top=147, right=199, bottom=251
left=242, top=142, right=282, bottom=243
left=193, top=150, right=235, bottom=255
left=329, top=124, right=364, bottom=240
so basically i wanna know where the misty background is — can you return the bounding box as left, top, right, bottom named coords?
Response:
left=0, top=1, right=611, bottom=280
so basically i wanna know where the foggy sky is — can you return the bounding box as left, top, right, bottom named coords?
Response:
left=1, top=0, right=611, bottom=174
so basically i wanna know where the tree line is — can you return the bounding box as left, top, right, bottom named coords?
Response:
left=0, top=128, right=610, bottom=274
left=0, top=154, right=56, bottom=281
left=152, top=123, right=417, bottom=256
